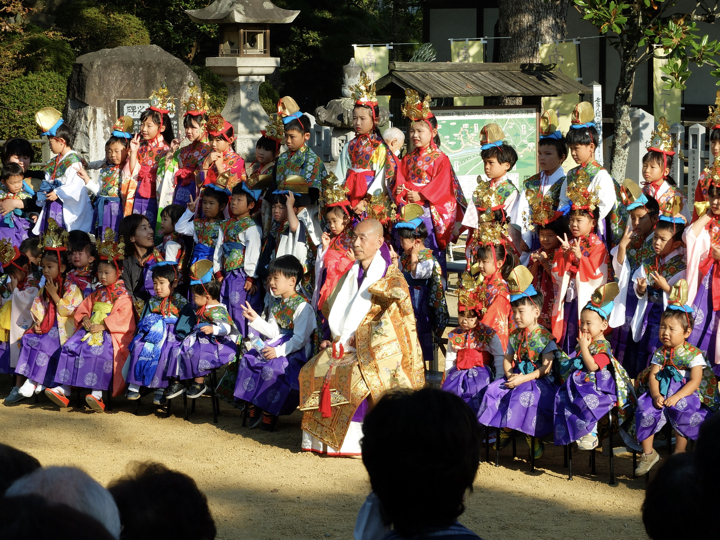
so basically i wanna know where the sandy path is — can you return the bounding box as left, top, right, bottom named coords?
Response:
left=1, top=388, right=648, bottom=540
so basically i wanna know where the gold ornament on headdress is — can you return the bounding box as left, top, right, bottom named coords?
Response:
left=40, top=218, right=68, bottom=251
left=539, top=109, right=560, bottom=137
left=321, top=173, right=350, bottom=207
left=669, top=279, right=689, bottom=308
left=660, top=195, right=685, bottom=220
left=182, top=81, right=209, bottom=116
left=590, top=282, right=620, bottom=307
left=479, top=123, right=504, bottom=147
left=351, top=70, right=377, bottom=105
left=401, top=89, right=433, bottom=121
left=619, top=178, right=643, bottom=207
left=707, top=90, right=720, bottom=127
left=458, top=271, right=483, bottom=311
left=473, top=215, right=508, bottom=246
left=472, top=180, right=502, bottom=213
left=35, top=107, right=63, bottom=134
left=565, top=168, right=600, bottom=211
left=205, top=109, right=227, bottom=134
left=523, top=195, right=557, bottom=229
left=263, top=113, right=285, bottom=143
left=366, top=189, right=397, bottom=224
left=647, top=117, right=677, bottom=154
left=0, top=239, right=17, bottom=267
left=277, top=96, right=301, bottom=118
left=96, top=228, right=125, bottom=262
left=214, top=171, right=234, bottom=193
left=399, top=203, right=424, bottom=222
left=572, top=102, right=595, bottom=125
left=190, top=259, right=214, bottom=283
left=506, top=265, right=534, bottom=297
left=112, top=116, right=134, bottom=135
left=149, top=82, right=175, bottom=114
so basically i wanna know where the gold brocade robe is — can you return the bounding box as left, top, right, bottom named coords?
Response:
left=298, top=264, right=425, bottom=451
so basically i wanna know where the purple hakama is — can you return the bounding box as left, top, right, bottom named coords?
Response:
left=221, top=269, right=263, bottom=339
left=14, top=326, right=62, bottom=388
left=441, top=365, right=493, bottom=414
left=54, top=329, right=114, bottom=391
left=132, top=195, right=158, bottom=231
left=171, top=331, right=237, bottom=380
left=635, top=378, right=709, bottom=442
left=125, top=322, right=181, bottom=389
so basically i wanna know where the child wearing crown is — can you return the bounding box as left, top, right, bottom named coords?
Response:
left=553, top=283, right=635, bottom=451
left=395, top=204, right=449, bottom=363
left=632, top=280, right=719, bottom=476
left=552, top=172, right=611, bottom=354
left=46, top=229, right=136, bottom=412
left=692, top=91, right=720, bottom=219
left=248, top=115, right=283, bottom=235
left=395, top=90, right=465, bottom=272
left=624, top=198, right=686, bottom=378
left=124, top=84, right=175, bottom=229
left=198, top=112, right=245, bottom=197
left=478, top=266, right=563, bottom=460
left=336, top=71, right=397, bottom=217
left=33, top=107, right=93, bottom=235
left=156, top=82, right=211, bottom=209
left=441, top=282, right=504, bottom=414
left=559, top=102, right=626, bottom=251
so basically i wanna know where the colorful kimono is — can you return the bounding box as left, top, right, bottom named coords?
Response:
left=397, top=146, right=465, bottom=266
left=399, top=247, right=449, bottom=362
left=313, top=229, right=354, bottom=340
left=200, top=147, right=245, bottom=192
left=551, top=232, right=610, bottom=353
left=685, top=217, right=720, bottom=375
left=234, top=293, right=316, bottom=415
left=156, top=139, right=210, bottom=207
left=91, top=163, right=124, bottom=237
left=122, top=136, right=170, bottom=228
left=214, top=215, right=263, bottom=337
left=172, top=304, right=238, bottom=380
left=246, top=160, right=276, bottom=234
left=14, top=279, right=83, bottom=388
left=336, top=133, right=397, bottom=208
left=477, top=273, right=511, bottom=352
left=530, top=247, right=558, bottom=331
left=275, top=145, right=328, bottom=193
left=441, top=323, right=504, bottom=413
left=634, top=343, right=719, bottom=442
left=0, top=274, right=39, bottom=374
left=693, top=166, right=715, bottom=221
left=33, top=151, right=93, bottom=234
left=642, top=179, right=690, bottom=222
left=623, top=249, right=687, bottom=378
left=553, top=339, right=635, bottom=445
left=176, top=209, right=222, bottom=265
left=477, top=325, right=559, bottom=438
left=0, top=186, right=33, bottom=245
left=559, top=161, right=626, bottom=250
left=132, top=248, right=165, bottom=317
left=54, top=281, right=135, bottom=397
left=126, top=293, right=193, bottom=389
left=518, top=169, right=566, bottom=253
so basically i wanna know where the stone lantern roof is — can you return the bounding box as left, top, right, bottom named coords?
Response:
left=186, top=0, right=300, bottom=25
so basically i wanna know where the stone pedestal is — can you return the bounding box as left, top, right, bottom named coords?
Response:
left=206, top=56, right=279, bottom=160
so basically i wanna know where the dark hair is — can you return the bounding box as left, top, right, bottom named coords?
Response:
left=661, top=308, right=694, bottom=332
left=511, top=290, right=544, bottom=310
left=284, top=114, right=311, bottom=135
left=271, top=192, right=299, bottom=209
left=655, top=219, right=685, bottom=243
left=324, top=205, right=348, bottom=220
left=5, top=254, right=29, bottom=282
left=0, top=443, right=41, bottom=495
left=642, top=453, right=703, bottom=539
left=41, top=249, right=68, bottom=269
left=69, top=235, right=98, bottom=272
left=710, top=126, right=720, bottom=142
left=68, top=230, right=91, bottom=253
left=569, top=207, right=600, bottom=223
left=256, top=135, right=279, bottom=153
left=108, top=462, right=216, bottom=540
left=160, top=203, right=185, bottom=225
left=98, top=258, right=124, bottom=272
left=107, top=135, right=130, bottom=149
left=362, top=388, right=481, bottom=537
left=231, top=184, right=257, bottom=204
left=1, top=162, right=24, bottom=181
left=630, top=194, right=660, bottom=218
left=139, top=109, right=174, bottom=144
left=410, top=115, right=440, bottom=147
left=538, top=216, right=571, bottom=238
left=538, top=137, right=568, bottom=161
left=202, top=187, right=229, bottom=209
left=458, top=309, right=480, bottom=319
left=19, top=237, right=41, bottom=259
left=119, top=214, right=150, bottom=257
left=192, top=278, right=221, bottom=300
left=268, top=254, right=303, bottom=283
left=152, top=263, right=178, bottom=284
left=580, top=305, right=609, bottom=321
left=183, top=114, right=206, bottom=130
left=565, top=125, right=599, bottom=147
left=643, top=151, right=675, bottom=185
left=481, top=143, right=518, bottom=170
left=475, top=244, right=515, bottom=280
left=396, top=221, right=429, bottom=241
left=51, top=123, right=74, bottom=147
left=709, top=183, right=720, bottom=199
left=2, top=137, right=34, bottom=163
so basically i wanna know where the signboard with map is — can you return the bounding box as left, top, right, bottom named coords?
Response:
left=433, top=107, right=539, bottom=202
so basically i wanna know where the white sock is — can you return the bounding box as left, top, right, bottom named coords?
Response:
left=34, top=384, right=45, bottom=394
left=18, top=380, right=36, bottom=398
left=91, top=390, right=103, bottom=400
left=51, top=385, right=71, bottom=397
left=128, top=384, right=140, bottom=393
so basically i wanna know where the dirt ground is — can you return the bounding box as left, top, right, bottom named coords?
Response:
left=1, top=383, right=649, bottom=540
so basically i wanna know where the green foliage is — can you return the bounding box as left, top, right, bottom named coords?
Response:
left=17, top=31, right=75, bottom=77
left=409, top=43, right=437, bottom=62
left=190, top=65, right=227, bottom=111
left=0, top=70, right=67, bottom=140
left=55, top=1, right=150, bottom=56
left=259, top=82, right=280, bottom=116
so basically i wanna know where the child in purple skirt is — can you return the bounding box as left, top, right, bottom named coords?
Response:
left=0, top=163, right=34, bottom=245
left=553, top=283, right=635, bottom=451
left=633, top=280, right=720, bottom=475
left=234, top=255, right=316, bottom=431
left=168, top=260, right=239, bottom=400
left=477, top=265, right=562, bottom=460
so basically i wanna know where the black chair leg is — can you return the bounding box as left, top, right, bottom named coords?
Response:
left=530, top=436, right=535, bottom=472
left=590, top=447, right=597, bottom=475
left=183, top=392, right=189, bottom=421
left=568, top=444, right=573, bottom=480
left=166, top=395, right=172, bottom=419
left=484, top=426, right=490, bottom=463
left=632, top=450, right=637, bottom=478
left=608, top=411, right=615, bottom=485
left=211, top=370, right=218, bottom=424
left=134, top=395, right=140, bottom=416
left=512, top=435, right=517, bottom=459
left=495, top=428, right=500, bottom=467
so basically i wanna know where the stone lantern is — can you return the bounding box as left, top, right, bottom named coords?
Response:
left=186, top=0, right=299, bottom=157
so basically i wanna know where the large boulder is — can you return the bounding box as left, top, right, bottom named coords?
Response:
left=66, top=45, right=200, bottom=164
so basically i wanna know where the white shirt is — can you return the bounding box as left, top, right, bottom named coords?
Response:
left=249, top=300, right=316, bottom=358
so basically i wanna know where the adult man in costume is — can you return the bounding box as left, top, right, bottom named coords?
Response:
left=299, top=219, right=425, bottom=455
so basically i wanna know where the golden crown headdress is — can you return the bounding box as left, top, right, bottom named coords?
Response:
left=480, top=123, right=504, bottom=147
left=524, top=195, right=559, bottom=229
left=263, top=113, right=285, bottom=143
left=708, top=90, right=720, bottom=128
left=473, top=219, right=508, bottom=247
left=565, top=168, right=600, bottom=212
left=619, top=177, right=643, bottom=207
left=669, top=279, right=690, bottom=309
left=96, top=228, right=125, bottom=262
left=0, top=239, right=19, bottom=267
left=571, top=102, right=595, bottom=126
left=206, top=109, right=228, bottom=135
left=401, top=89, right=433, bottom=121
left=351, top=70, right=378, bottom=105
left=40, top=218, right=68, bottom=252
left=366, top=189, right=397, bottom=224
left=112, top=116, right=134, bottom=136
left=458, top=271, right=483, bottom=311
left=182, top=81, right=209, bottom=117
left=647, top=117, right=676, bottom=155
left=321, top=173, right=350, bottom=208
left=539, top=109, right=560, bottom=137
left=472, top=180, right=502, bottom=213
left=507, top=265, right=534, bottom=297
left=149, top=82, right=175, bottom=115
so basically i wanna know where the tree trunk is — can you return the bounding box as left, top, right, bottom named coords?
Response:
left=497, top=0, right=570, bottom=105
left=610, top=49, right=638, bottom=181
